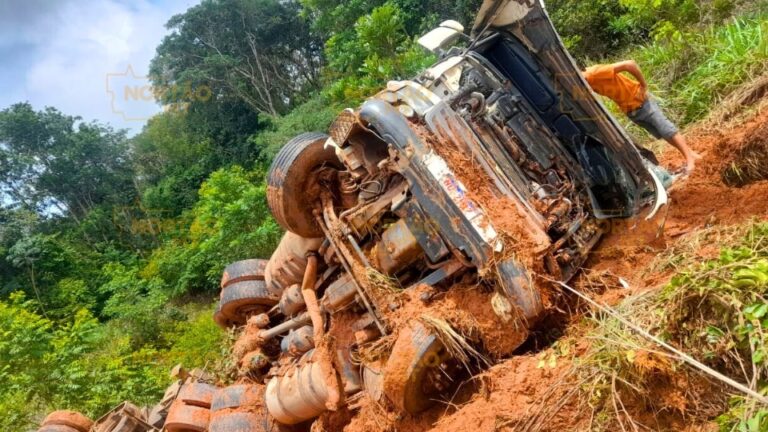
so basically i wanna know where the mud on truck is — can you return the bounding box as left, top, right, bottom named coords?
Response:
left=210, top=0, right=670, bottom=428
left=36, top=1, right=672, bottom=431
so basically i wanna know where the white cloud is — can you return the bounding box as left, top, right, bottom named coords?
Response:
left=1, top=0, right=196, bottom=134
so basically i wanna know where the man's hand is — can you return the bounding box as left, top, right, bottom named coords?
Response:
left=639, top=82, right=648, bottom=98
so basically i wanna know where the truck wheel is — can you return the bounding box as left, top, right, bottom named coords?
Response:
left=209, top=412, right=263, bottom=432
left=383, top=321, right=455, bottom=414
left=41, top=411, right=93, bottom=432
left=213, top=303, right=229, bottom=328
left=211, top=384, right=264, bottom=412
left=218, top=280, right=279, bottom=327
left=164, top=402, right=209, bottom=432
left=221, top=259, right=269, bottom=289
left=178, top=382, right=219, bottom=408
left=267, top=132, right=341, bottom=238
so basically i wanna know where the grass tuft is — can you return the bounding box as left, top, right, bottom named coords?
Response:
left=420, top=315, right=491, bottom=371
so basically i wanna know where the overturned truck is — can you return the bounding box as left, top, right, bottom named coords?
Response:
left=210, top=0, right=669, bottom=429
left=37, top=1, right=671, bottom=431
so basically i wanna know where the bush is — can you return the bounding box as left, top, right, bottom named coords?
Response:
left=0, top=293, right=161, bottom=430
left=323, top=2, right=436, bottom=103
left=548, top=0, right=757, bottom=59
left=143, top=166, right=282, bottom=297
left=159, top=304, right=232, bottom=382
left=0, top=293, right=227, bottom=430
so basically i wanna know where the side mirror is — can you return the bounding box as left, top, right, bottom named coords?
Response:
left=417, top=20, right=465, bottom=53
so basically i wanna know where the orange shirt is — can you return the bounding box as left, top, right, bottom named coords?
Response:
left=583, top=64, right=647, bottom=113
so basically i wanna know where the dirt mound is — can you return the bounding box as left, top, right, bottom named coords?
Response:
left=664, top=109, right=768, bottom=226
left=721, top=120, right=768, bottom=186
left=429, top=356, right=583, bottom=432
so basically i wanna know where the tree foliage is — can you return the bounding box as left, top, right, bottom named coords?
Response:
left=0, top=103, right=135, bottom=237
left=151, top=0, right=322, bottom=116
left=323, top=2, right=436, bottom=102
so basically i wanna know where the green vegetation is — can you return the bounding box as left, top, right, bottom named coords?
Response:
left=573, top=222, right=768, bottom=431
left=577, top=0, right=768, bottom=140
left=0, top=0, right=766, bottom=429
left=636, top=15, right=768, bottom=124
left=0, top=293, right=225, bottom=430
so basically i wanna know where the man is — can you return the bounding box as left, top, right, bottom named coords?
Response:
left=583, top=60, right=700, bottom=173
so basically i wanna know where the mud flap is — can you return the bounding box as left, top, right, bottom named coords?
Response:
left=496, top=258, right=542, bottom=321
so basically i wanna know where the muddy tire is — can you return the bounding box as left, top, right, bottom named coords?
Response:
left=209, top=412, right=263, bottom=432
left=164, top=401, right=209, bottom=432
left=218, top=280, right=279, bottom=327
left=383, top=321, right=454, bottom=414
left=38, top=426, right=80, bottom=432
left=210, top=411, right=294, bottom=432
left=211, top=384, right=264, bottom=412
left=221, top=259, right=269, bottom=289
left=41, top=411, right=93, bottom=432
left=267, top=132, right=341, bottom=238
left=178, top=382, right=219, bottom=408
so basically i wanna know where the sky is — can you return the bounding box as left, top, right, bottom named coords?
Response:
left=0, top=0, right=198, bottom=135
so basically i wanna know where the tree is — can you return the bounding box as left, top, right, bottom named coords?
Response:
left=142, top=166, right=282, bottom=296
left=150, top=0, right=323, bottom=117
left=322, top=2, right=437, bottom=102
left=131, top=111, right=212, bottom=218
left=0, top=103, right=136, bottom=233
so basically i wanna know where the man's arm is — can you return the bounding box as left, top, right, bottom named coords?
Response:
left=613, top=60, right=647, bottom=94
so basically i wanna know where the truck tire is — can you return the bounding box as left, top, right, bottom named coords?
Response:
left=164, top=401, right=209, bottom=432
left=178, top=382, right=219, bottom=408
left=213, top=303, right=229, bottom=329
left=221, top=259, right=269, bottom=289
left=218, top=280, right=279, bottom=327
left=41, top=410, right=93, bottom=432
left=267, top=132, right=341, bottom=238
left=211, top=384, right=264, bottom=412
left=383, top=321, right=455, bottom=414
left=209, top=412, right=263, bottom=432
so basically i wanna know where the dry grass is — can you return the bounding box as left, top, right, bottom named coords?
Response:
left=355, top=333, right=395, bottom=365
left=722, top=121, right=768, bottom=186
left=365, top=267, right=402, bottom=294
left=420, top=315, right=491, bottom=371
left=711, top=72, right=768, bottom=124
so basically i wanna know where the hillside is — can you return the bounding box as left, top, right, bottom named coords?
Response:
left=1, top=0, right=768, bottom=431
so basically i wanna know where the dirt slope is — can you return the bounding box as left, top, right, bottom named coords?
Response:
left=347, top=106, right=768, bottom=432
